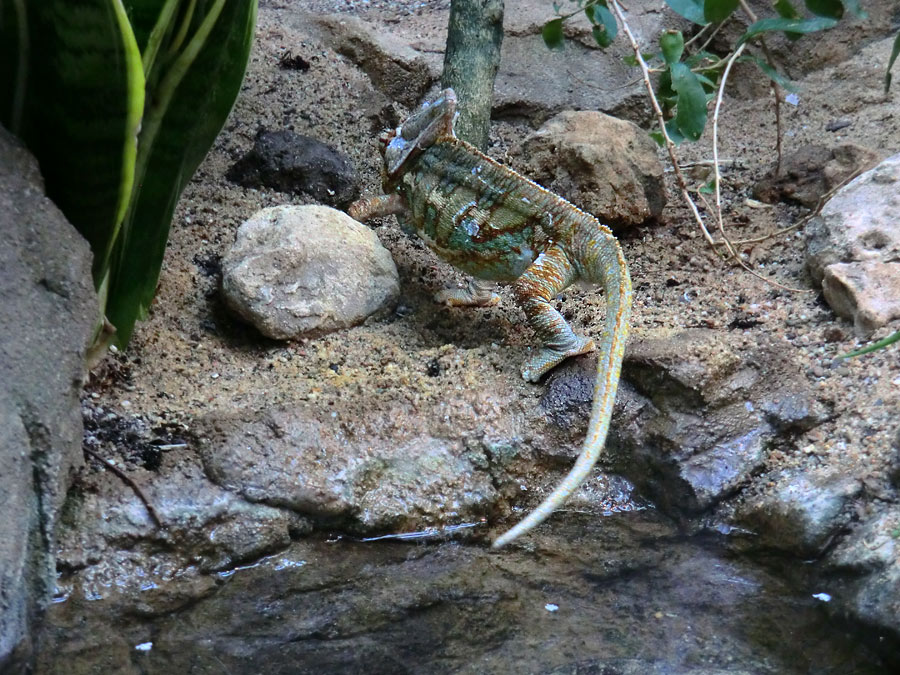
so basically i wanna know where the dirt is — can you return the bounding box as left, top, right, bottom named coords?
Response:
left=84, top=0, right=898, bottom=568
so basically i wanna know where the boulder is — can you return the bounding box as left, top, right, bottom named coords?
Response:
left=513, top=110, right=666, bottom=231
left=0, top=126, right=98, bottom=670
left=806, top=152, right=900, bottom=333
left=221, top=205, right=400, bottom=340
left=226, top=130, right=360, bottom=207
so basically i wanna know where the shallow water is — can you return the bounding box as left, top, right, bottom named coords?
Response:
left=37, top=508, right=890, bottom=674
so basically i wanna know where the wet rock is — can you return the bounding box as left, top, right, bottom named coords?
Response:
left=226, top=130, right=360, bottom=207
left=513, top=111, right=666, bottom=231
left=601, top=330, right=825, bottom=514
left=221, top=205, right=400, bottom=340
left=57, top=451, right=308, bottom=608
left=829, top=510, right=900, bottom=635
left=752, top=143, right=879, bottom=208
left=0, top=126, right=97, bottom=670
left=313, top=14, right=435, bottom=107
left=806, top=152, right=900, bottom=333
left=735, top=468, right=860, bottom=557
left=198, top=401, right=501, bottom=533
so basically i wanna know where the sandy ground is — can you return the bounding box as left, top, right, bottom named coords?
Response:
left=85, top=0, right=899, bottom=538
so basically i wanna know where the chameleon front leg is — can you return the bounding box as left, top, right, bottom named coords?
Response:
left=435, top=278, right=501, bottom=307
left=513, top=245, right=595, bottom=383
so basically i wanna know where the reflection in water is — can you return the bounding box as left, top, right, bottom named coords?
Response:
left=38, top=507, right=890, bottom=674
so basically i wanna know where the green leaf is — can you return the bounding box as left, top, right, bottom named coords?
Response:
left=542, top=18, right=565, bottom=49
left=699, top=178, right=717, bottom=194
left=738, top=54, right=798, bottom=92
left=660, top=30, right=684, bottom=65
left=693, top=71, right=719, bottom=92
left=804, top=0, right=844, bottom=19
left=623, top=51, right=656, bottom=67
left=590, top=4, right=617, bottom=48
left=738, top=16, right=838, bottom=45
left=703, top=0, right=738, bottom=24
left=670, top=62, right=708, bottom=141
left=0, top=0, right=145, bottom=285
left=665, top=118, right=686, bottom=145
left=106, top=0, right=257, bottom=345
left=840, top=0, right=867, bottom=18
left=841, top=329, right=900, bottom=358
left=665, top=0, right=707, bottom=25
left=887, top=31, right=900, bottom=93
left=773, top=0, right=801, bottom=19
left=649, top=130, right=666, bottom=146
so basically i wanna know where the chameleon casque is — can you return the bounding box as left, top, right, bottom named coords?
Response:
left=349, top=89, right=632, bottom=548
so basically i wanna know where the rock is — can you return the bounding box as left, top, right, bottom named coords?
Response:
left=806, top=152, right=900, bottom=333
left=491, top=2, right=673, bottom=124
left=0, top=125, right=98, bottom=670
left=563, top=329, right=827, bottom=514
left=822, top=261, right=900, bottom=333
left=829, top=510, right=900, bottom=637
left=221, top=205, right=400, bottom=340
left=313, top=14, right=435, bottom=107
left=753, top=144, right=879, bottom=208
left=198, top=402, right=500, bottom=533
left=226, top=130, right=360, bottom=207
left=513, top=111, right=666, bottom=230
left=56, top=450, right=309, bottom=612
left=735, top=468, right=860, bottom=557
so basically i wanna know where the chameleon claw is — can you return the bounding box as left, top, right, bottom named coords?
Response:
left=435, top=288, right=501, bottom=307
left=521, top=336, right=595, bottom=383
left=435, top=279, right=500, bottom=307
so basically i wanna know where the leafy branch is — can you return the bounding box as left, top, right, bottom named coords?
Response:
left=542, top=0, right=869, bottom=292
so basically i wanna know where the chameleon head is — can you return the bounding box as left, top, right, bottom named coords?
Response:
left=381, top=88, right=458, bottom=179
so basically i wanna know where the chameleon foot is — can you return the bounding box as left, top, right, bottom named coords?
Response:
left=435, top=279, right=500, bottom=307
left=521, top=336, right=595, bottom=383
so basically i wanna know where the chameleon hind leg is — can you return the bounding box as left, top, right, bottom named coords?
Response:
left=514, top=244, right=595, bottom=383
left=435, top=278, right=501, bottom=307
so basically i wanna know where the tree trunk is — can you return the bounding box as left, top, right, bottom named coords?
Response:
left=441, top=0, right=504, bottom=151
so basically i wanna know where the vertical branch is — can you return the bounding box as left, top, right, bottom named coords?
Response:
left=738, top=0, right=783, bottom=174
left=442, top=0, right=504, bottom=150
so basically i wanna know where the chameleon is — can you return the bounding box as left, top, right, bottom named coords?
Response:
left=349, top=89, right=632, bottom=548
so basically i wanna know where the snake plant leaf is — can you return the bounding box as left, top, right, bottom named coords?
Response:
left=105, top=0, right=257, bottom=345
left=0, top=0, right=144, bottom=286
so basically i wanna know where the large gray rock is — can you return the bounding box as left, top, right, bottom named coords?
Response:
left=806, top=153, right=900, bottom=333
left=313, top=13, right=436, bottom=107
left=55, top=448, right=309, bottom=614
left=221, top=205, right=400, bottom=340
left=0, top=126, right=98, bottom=670
left=513, top=110, right=666, bottom=230
left=542, top=329, right=827, bottom=515
left=198, top=399, right=506, bottom=533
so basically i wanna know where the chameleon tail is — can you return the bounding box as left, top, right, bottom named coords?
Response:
left=492, top=232, right=632, bottom=548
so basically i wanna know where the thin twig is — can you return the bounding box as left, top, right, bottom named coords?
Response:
left=83, top=446, right=163, bottom=528
left=608, top=0, right=718, bottom=248
left=696, top=15, right=729, bottom=54
left=710, top=165, right=870, bottom=247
